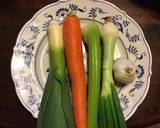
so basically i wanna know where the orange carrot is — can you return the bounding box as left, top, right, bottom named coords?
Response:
left=63, top=13, right=87, bottom=128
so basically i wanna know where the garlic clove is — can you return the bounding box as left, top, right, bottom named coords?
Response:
left=113, top=57, right=136, bottom=86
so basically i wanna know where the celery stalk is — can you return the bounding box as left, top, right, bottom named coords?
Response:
left=99, top=17, right=127, bottom=128
left=37, top=24, right=74, bottom=128
left=82, top=22, right=101, bottom=128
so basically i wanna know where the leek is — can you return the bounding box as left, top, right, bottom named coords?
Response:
left=37, top=24, right=75, bottom=128
left=99, top=17, right=127, bottom=128
left=82, top=22, right=101, bottom=128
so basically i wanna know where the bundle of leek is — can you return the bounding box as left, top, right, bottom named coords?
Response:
left=37, top=23, right=75, bottom=128
left=99, top=17, right=127, bottom=128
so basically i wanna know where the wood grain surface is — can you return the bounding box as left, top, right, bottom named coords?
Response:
left=0, top=0, right=160, bottom=128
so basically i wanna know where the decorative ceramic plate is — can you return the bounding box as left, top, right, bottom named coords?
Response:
left=11, top=0, right=152, bottom=120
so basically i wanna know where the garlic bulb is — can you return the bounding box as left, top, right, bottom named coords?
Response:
left=113, top=57, right=136, bottom=86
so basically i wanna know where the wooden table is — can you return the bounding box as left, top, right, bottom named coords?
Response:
left=0, top=0, right=160, bottom=127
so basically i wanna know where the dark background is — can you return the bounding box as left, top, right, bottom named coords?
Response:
left=0, top=0, right=160, bottom=128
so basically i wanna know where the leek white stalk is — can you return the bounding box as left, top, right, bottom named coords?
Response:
left=37, top=23, right=75, bottom=128
left=99, top=17, right=127, bottom=128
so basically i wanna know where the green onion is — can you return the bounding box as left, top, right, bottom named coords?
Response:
left=82, top=22, right=101, bottom=128
left=37, top=24, right=75, bottom=128
left=99, top=17, right=127, bottom=128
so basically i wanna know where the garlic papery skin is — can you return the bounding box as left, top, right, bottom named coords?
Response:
left=113, top=57, right=136, bottom=86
